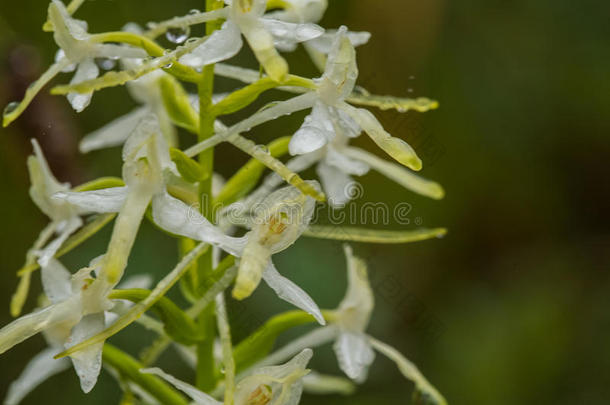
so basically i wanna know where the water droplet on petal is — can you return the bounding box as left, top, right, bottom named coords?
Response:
left=163, top=62, right=173, bottom=68
left=295, top=24, right=324, bottom=42
left=166, top=26, right=190, bottom=44
left=4, top=101, right=19, bottom=116
left=95, top=57, right=117, bottom=70
left=54, top=49, right=76, bottom=72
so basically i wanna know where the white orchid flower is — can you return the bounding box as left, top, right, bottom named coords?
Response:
left=150, top=180, right=325, bottom=325
left=246, top=245, right=447, bottom=404
left=3, top=260, right=154, bottom=404
left=287, top=26, right=422, bottom=173
left=142, top=348, right=313, bottom=405
left=0, top=258, right=112, bottom=396
left=147, top=0, right=324, bottom=81
left=3, top=0, right=146, bottom=126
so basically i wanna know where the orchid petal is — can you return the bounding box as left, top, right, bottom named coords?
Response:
left=66, top=313, right=105, bottom=393
left=325, top=147, right=369, bottom=176
left=41, top=258, right=72, bottom=305
left=316, top=161, right=353, bottom=206
left=262, top=261, right=325, bottom=325
left=333, top=332, right=375, bottom=382
left=341, top=104, right=422, bottom=171
left=179, top=21, right=243, bottom=68
left=261, top=18, right=324, bottom=52
left=4, top=347, right=71, bottom=405
left=80, top=107, right=150, bottom=153
left=289, top=102, right=334, bottom=155
left=37, top=217, right=83, bottom=268
left=151, top=191, right=246, bottom=256
left=67, top=59, right=99, bottom=112
left=52, top=187, right=129, bottom=214
left=306, top=30, right=371, bottom=54
left=140, top=368, right=221, bottom=405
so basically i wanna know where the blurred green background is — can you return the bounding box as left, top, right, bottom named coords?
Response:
left=1, top=0, right=609, bottom=404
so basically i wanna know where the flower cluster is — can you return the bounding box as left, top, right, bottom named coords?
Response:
left=2, top=1, right=447, bottom=404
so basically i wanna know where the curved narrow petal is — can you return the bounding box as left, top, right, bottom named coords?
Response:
left=262, top=261, right=325, bottom=325
left=67, top=59, right=99, bottom=112
left=368, top=336, right=447, bottom=405
left=37, top=216, right=83, bottom=268
left=140, top=367, right=221, bottom=405
left=333, top=332, right=375, bottom=382
left=151, top=191, right=246, bottom=256
left=341, top=103, right=422, bottom=171
left=325, top=147, right=369, bottom=176
left=52, top=187, right=129, bottom=214
left=302, top=372, right=356, bottom=396
left=80, top=107, right=150, bottom=153
left=0, top=297, right=81, bottom=355
left=28, top=139, right=71, bottom=218
left=179, top=21, right=243, bottom=68
left=321, top=27, right=357, bottom=99
left=93, top=43, right=148, bottom=60
left=66, top=313, right=105, bottom=393
left=342, top=146, right=444, bottom=199
left=316, top=161, right=353, bottom=206
left=41, top=258, right=72, bottom=305
left=4, top=347, right=71, bottom=405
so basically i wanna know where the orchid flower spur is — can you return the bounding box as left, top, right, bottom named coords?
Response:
left=2, top=1, right=449, bottom=404
left=145, top=0, right=324, bottom=81
left=2, top=0, right=146, bottom=126
left=142, top=348, right=313, bottom=405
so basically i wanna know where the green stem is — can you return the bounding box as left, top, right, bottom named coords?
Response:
left=195, top=0, right=225, bottom=392
left=103, top=344, right=189, bottom=405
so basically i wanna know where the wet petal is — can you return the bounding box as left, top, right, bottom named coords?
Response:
left=179, top=21, right=243, bottom=68
left=52, top=187, right=129, bottom=214
left=341, top=104, right=422, bottom=171
left=140, top=367, right=221, bottom=404
left=316, top=161, right=353, bottom=206
left=151, top=191, right=246, bottom=256
left=262, top=18, right=324, bottom=51
left=320, top=27, right=358, bottom=100
left=333, top=332, right=374, bottom=382
left=289, top=102, right=334, bottom=155
left=66, top=313, right=105, bottom=393
left=306, top=29, right=371, bottom=54
left=41, top=258, right=73, bottom=304
left=67, top=59, right=99, bottom=112
left=325, top=147, right=369, bottom=176
left=343, top=147, right=444, bottom=199
left=0, top=297, right=82, bottom=355
left=262, top=261, right=325, bottom=325
left=37, top=216, right=83, bottom=268
left=4, top=347, right=71, bottom=405
left=239, top=18, right=288, bottom=82
left=80, top=107, right=150, bottom=153
left=28, top=139, right=71, bottom=218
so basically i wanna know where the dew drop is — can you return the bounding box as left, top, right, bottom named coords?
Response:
left=54, top=49, right=76, bottom=72
left=3, top=101, right=19, bottom=116
left=166, top=26, right=191, bottom=44
left=95, top=57, right=117, bottom=70
left=163, top=62, right=174, bottom=68
left=188, top=9, right=200, bottom=14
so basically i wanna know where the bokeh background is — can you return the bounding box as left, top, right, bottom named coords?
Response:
left=1, top=0, right=609, bottom=404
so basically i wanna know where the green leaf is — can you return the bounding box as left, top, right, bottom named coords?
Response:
left=170, top=147, right=208, bottom=183
left=73, top=176, right=125, bottom=192
left=103, top=344, right=189, bottom=405
left=212, top=136, right=291, bottom=209
left=233, top=310, right=325, bottom=372
left=160, top=75, right=200, bottom=134
left=210, top=76, right=315, bottom=117
left=109, top=288, right=204, bottom=345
